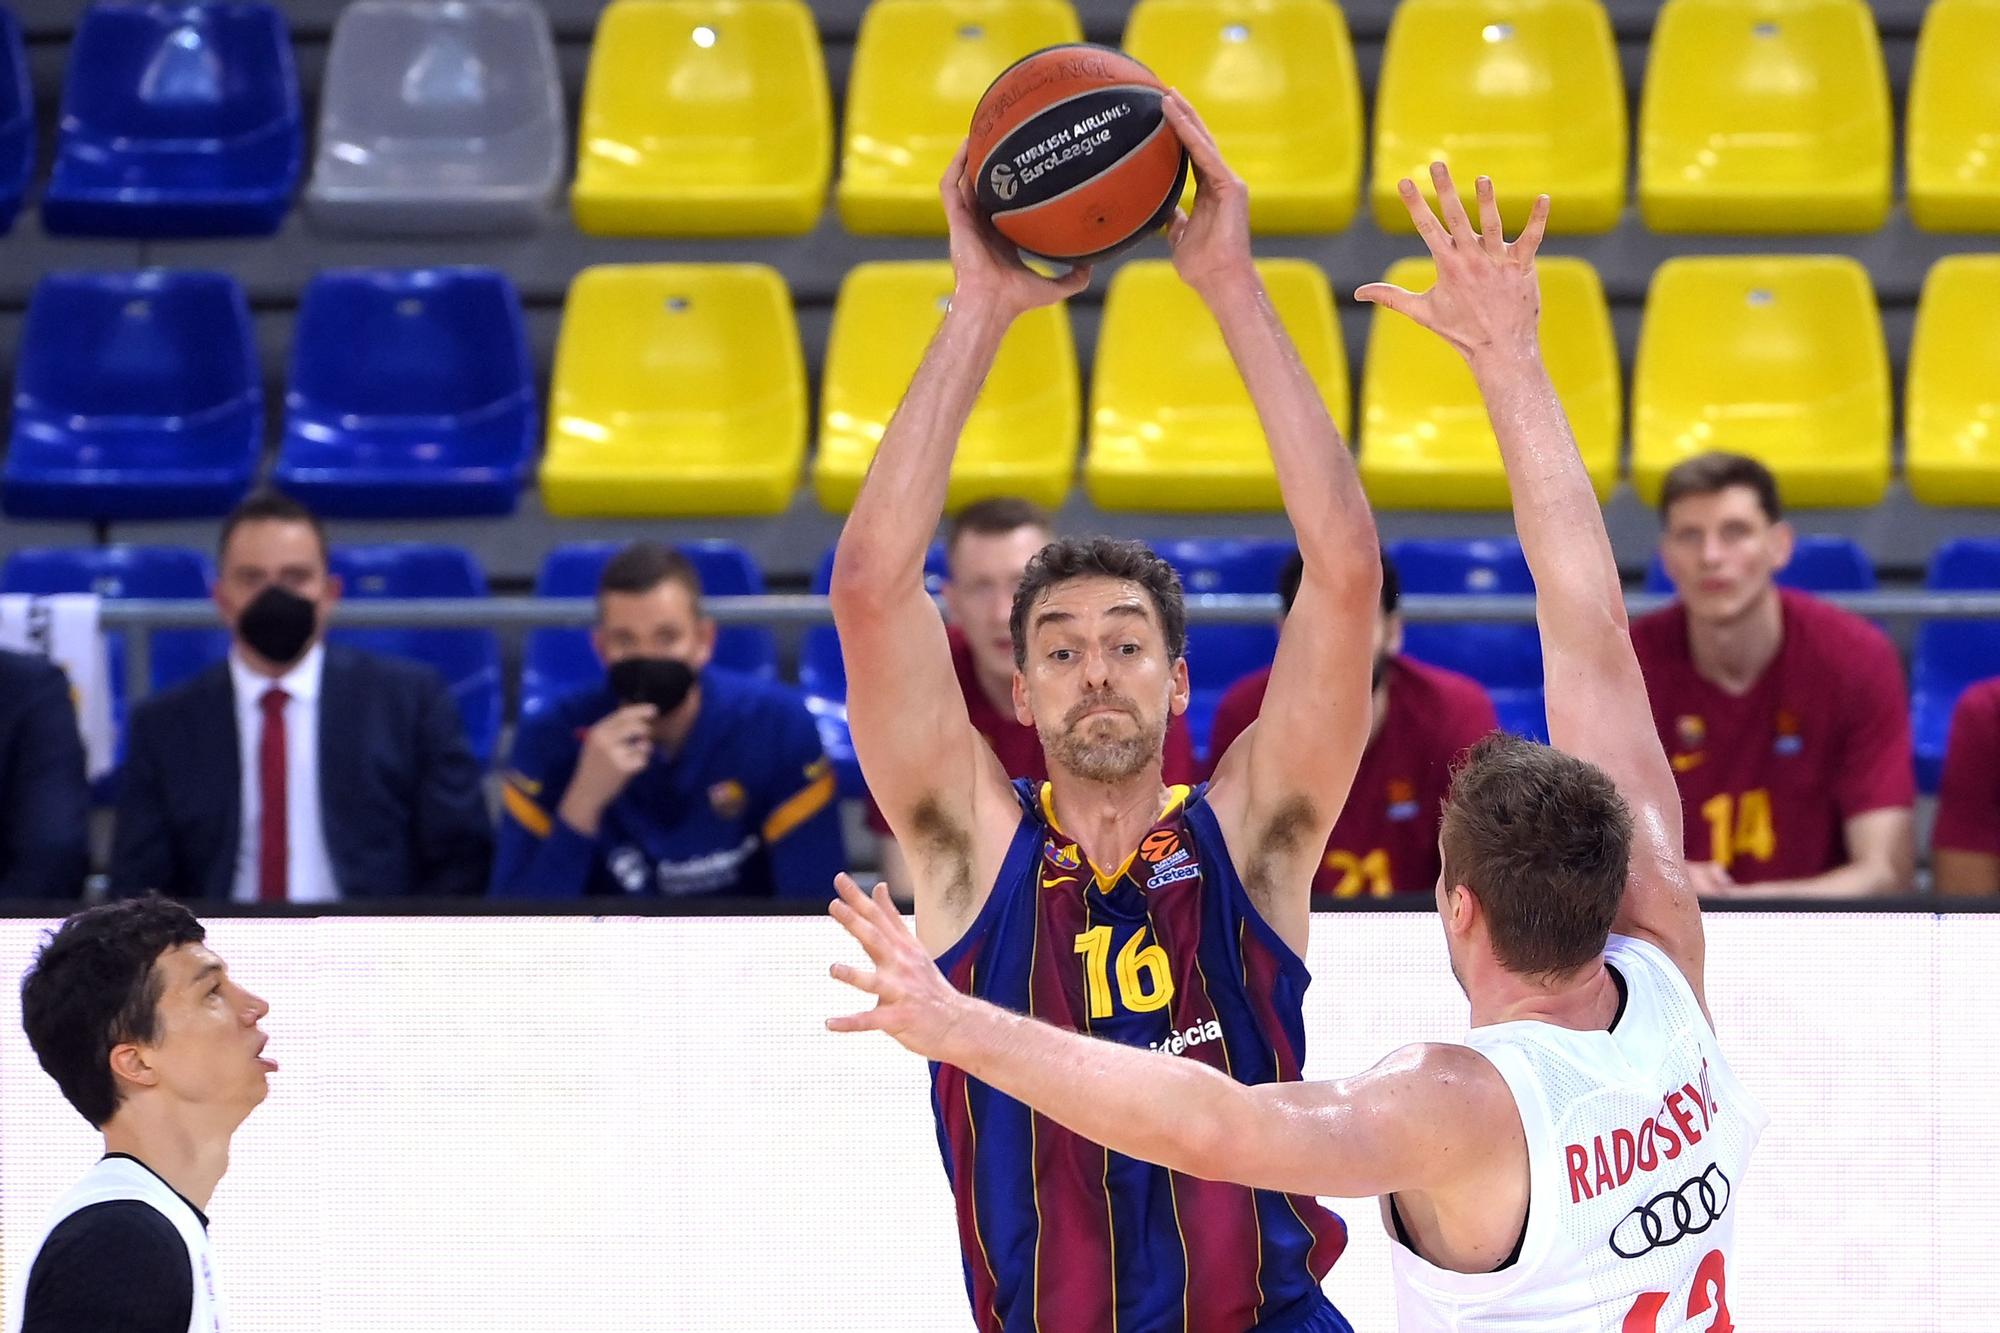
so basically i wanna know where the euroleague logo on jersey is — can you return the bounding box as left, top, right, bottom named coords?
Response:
left=1609, top=1164, right=1733, bottom=1259
left=1140, top=829, right=1199, bottom=889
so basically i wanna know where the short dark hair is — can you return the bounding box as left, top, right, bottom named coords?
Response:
left=596, top=542, right=704, bottom=612
left=1439, top=733, right=1632, bottom=978
left=1658, top=452, right=1782, bottom=524
left=1278, top=549, right=1400, bottom=617
left=20, top=896, right=206, bottom=1128
left=947, top=497, right=1052, bottom=557
left=1010, top=537, right=1185, bottom=668
left=219, top=489, right=329, bottom=566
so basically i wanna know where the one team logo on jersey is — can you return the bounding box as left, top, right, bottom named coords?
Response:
left=1140, top=828, right=1199, bottom=889
left=708, top=779, right=747, bottom=820
left=1672, top=714, right=1708, bottom=773
left=1772, top=709, right=1803, bottom=757
left=1609, top=1164, right=1732, bottom=1259
left=1044, top=840, right=1082, bottom=872
left=1386, top=777, right=1420, bottom=822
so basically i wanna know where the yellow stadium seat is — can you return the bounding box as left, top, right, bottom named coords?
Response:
left=571, top=0, right=831, bottom=236
left=1638, top=0, right=1891, bottom=233
left=1370, top=0, right=1625, bottom=236
left=541, top=265, right=806, bottom=516
left=1121, top=0, right=1362, bottom=233
left=1907, top=0, right=2000, bottom=232
left=1907, top=257, right=2000, bottom=505
left=837, top=0, right=1082, bottom=234
left=1359, top=256, right=1619, bottom=509
left=1084, top=259, right=1348, bottom=511
left=813, top=262, right=1079, bottom=512
left=1631, top=257, right=1889, bottom=508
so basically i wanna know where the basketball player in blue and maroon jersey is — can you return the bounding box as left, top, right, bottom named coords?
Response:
left=831, top=165, right=1765, bottom=1333
left=829, top=93, right=1379, bottom=1333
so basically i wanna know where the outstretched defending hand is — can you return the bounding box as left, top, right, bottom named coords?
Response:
left=1161, top=91, right=1254, bottom=299
left=826, top=873, right=967, bottom=1061
left=941, top=140, right=1092, bottom=319
left=1355, top=163, right=1550, bottom=367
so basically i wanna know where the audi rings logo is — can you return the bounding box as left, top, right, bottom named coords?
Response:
left=1609, top=1165, right=1732, bottom=1259
left=989, top=163, right=1018, bottom=202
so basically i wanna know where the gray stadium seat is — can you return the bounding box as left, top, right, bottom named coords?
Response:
left=305, top=0, right=564, bottom=236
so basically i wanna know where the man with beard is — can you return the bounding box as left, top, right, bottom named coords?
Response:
left=110, top=491, right=489, bottom=900
left=1207, top=549, right=1498, bottom=898
left=828, top=94, right=1380, bottom=1332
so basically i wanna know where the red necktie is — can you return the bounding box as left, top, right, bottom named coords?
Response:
left=258, top=686, right=289, bottom=902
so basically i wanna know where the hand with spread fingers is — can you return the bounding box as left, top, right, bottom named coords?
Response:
left=939, top=140, right=1092, bottom=319
left=826, top=873, right=968, bottom=1060
left=1159, top=91, right=1255, bottom=300
left=1355, top=163, right=1551, bottom=369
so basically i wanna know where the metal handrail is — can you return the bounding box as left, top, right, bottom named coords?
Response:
left=83, top=589, right=2000, bottom=703
left=89, top=589, right=2000, bottom=628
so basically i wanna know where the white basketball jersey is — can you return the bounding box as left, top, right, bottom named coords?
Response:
left=1387, top=934, right=1767, bottom=1333
left=19, top=1155, right=223, bottom=1333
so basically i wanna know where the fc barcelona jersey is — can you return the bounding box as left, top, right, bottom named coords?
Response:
left=930, top=780, right=1350, bottom=1333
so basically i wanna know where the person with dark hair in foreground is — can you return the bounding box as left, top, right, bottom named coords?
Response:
left=492, top=540, right=842, bottom=898
left=1206, top=549, right=1498, bottom=897
left=18, top=896, right=275, bottom=1331
left=828, top=167, right=1765, bottom=1333
left=830, top=94, right=1380, bottom=1331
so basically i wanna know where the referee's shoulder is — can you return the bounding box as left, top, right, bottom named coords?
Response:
left=26, top=1199, right=190, bottom=1319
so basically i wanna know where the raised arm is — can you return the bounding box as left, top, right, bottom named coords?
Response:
left=827, top=147, right=1089, bottom=953
left=1356, top=166, right=1704, bottom=1000
left=1162, top=95, right=1381, bottom=952
left=827, top=876, right=1509, bottom=1201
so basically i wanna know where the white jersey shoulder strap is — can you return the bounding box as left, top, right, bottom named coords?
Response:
left=22, top=1156, right=223, bottom=1333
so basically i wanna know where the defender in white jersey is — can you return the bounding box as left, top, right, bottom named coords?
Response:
left=15, top=896, right=275, bottom=1333
left=825, top=164, right=1762, bottom=1332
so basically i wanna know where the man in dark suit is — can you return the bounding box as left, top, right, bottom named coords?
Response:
left=110, top=492, right=491, bottom=900
left=0, top=648, right=89, bottom=899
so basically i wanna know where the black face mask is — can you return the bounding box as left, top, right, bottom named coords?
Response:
left=237, top=585, right=318, bottom=666
left=608, top=657, right=697, bottom=714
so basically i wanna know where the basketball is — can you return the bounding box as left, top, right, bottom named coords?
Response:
left=965, top=43, right=1189, bottom=265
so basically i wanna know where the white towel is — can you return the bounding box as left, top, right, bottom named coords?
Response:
left=0, top=592, right=117, bottom=779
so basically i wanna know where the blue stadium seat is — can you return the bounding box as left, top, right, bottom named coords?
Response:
left=326, top=544, right=500, bottom=763
left=801, top=544, right=948, bottom=800
left=1154, top=539, right=1293, bottom=760
left=521, top=541, right=781, bottom=718
left=1388, top=538, right=1547, bottom=743
left=44, top=3, right=302, bottom=236
left=1643, top=534, right=1876, bottom=594
left=1913, top=539, right=2000, bottom=793
left=274, top=268, right=535, bottom=518
left=0, top=8, right=34, bottom=234
left=2, top=271, right=261, bottom=520
left=0, top=546, right=229, bottom=774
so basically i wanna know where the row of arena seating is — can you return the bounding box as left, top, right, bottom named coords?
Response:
left=5, top=253, right=1999, bottom=522
left=8, top=535, right=1998, bottom=794
left=0, top=0, right=1996, bottom=239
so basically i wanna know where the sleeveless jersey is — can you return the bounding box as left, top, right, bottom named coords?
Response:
left=931, top=779, right=1350, bottom=1333
left=1387, top=935, right=1767, bottom=1332
left=22, top=1155, right=223, bottom=1333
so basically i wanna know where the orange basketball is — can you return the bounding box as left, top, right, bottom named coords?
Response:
left=965, top=44, right=1188, bottom=265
